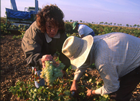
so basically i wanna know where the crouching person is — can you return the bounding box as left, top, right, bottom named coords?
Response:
left=21, top=4, right=70, bottom=88
left=62, top=32, right=140, bottom=101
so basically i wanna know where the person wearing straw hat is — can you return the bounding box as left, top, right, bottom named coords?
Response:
left=62, top=32, right=140, bottom=101
left=72, top=21, right=95, bottom=38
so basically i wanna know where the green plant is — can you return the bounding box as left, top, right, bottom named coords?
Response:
left=12, top=33, right=24, bottom=39
left=9, top=78, right=34, bottom=99
left=0, top=22, right=11, bottom=34
left=40, top=59, right=65, bottom=85
left=64, top=22, right=140, bottom=37
left=9, top=63, right=111, bottom=101
left=9, top=69, right=76, bottom=101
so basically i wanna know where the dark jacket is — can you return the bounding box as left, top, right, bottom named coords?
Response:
left=21, top=21, right=70, bottom=70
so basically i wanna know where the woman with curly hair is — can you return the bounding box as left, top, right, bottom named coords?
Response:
left=21, top=4, right=70, bottom=88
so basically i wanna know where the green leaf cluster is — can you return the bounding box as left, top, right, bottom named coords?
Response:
left=9, top=63, right=111, bottom=101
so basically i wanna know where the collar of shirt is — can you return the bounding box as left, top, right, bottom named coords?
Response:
left=45, top=33, right=60, bottom=43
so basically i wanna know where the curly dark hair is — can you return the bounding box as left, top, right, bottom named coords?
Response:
left=36, top=4, right=65, bottom=33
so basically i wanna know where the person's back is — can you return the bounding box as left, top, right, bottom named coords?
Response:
left=72, top=21, right=95, bottom=38
left=93, top=32, right=140, bottom=78
left=62, top=32, right=140, bottom=100
left=78, top=24, right=93, bottom=37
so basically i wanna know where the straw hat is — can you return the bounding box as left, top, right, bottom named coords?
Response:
left=62, top=35, right=94, bottom=69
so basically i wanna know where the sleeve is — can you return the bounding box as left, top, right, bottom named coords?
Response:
left=59, top=53, right=70, bottom=71
left=74, top=63, right=90, bottom=81
left=59, top=33, right=71, bottom=71
left=95, top=63, right=120, bottom=96
left=78, top=28, right=84, bottom=36
left=21, top=28, right=43, bottom=69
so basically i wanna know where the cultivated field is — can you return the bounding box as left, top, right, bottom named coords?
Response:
left=1, top=17, right=140, bottom=101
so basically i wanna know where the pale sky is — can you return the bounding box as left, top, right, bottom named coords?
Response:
left=1, top=0, right=140, bottom=26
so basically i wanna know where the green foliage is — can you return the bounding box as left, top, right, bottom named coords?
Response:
left=4, top=21, right=29, bottom=32
left=40, top=60, right=65, bottom=85
left=1, top=17, right=29, bottom=38
left=65, top=22, right=73, bottom=34
left=9, top=63, right=111, bottom=101
left=12, top=33, right=25, bottom=39
left=9, top=78, right=34, bottom=99
left=65, top=22, right=78, bottom=36
left=65, top=22, right=140, bottom=37
left=1, top=17, right=140, bottom=38
left=0, top=18, right=11, bottom=34
left=9, top=68, right=76, bottom=101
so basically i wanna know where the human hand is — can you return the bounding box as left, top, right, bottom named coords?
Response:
left=70, top=80, right=78, bottom=92
left=70, top=80, right=78, bottom=97
left=41, top=55, right=53, bottom=68
left=86, top=88, right=95, bottom=98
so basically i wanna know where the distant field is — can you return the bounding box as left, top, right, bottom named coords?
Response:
left=1, top=17, right=140, bottom=38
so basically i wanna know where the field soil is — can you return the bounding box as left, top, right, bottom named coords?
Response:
left=0, top=32, right=140, bottom=101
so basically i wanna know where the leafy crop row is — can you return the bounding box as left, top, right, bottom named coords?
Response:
left=1, top=17, right=139, bottom=100
left=1, top=17, right=140, bottom=38
left=65, top=22, right=140, bottom=37
left=9, top=65, right=110, bottom=101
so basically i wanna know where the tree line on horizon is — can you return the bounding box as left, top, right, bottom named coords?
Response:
left=65, top=19, right=140, bottom=28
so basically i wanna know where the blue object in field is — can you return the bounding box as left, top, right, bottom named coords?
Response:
left=10, top=0, right=17, bottom=11
left=6, top=8, right=36, bottom=19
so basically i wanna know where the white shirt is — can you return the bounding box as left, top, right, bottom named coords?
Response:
left=45, top=33, right=60, bottom=43
left=74, top=32, right=140, bottom=95
left=78, top=24, right=93, bottom=37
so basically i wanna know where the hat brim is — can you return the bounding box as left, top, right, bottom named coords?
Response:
left=70, top=35, right=94, bottom=69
